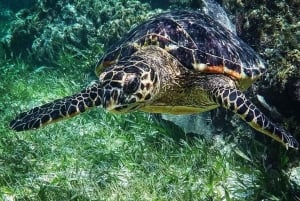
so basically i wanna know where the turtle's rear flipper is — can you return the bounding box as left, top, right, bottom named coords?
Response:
left=209, top=87, right=299, bottom=150
left=10, top=84, right=102, bottom=132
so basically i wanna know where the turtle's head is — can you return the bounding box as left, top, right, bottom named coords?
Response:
left=99, top=58, right=159, bottom=113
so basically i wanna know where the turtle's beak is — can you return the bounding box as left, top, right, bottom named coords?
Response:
left=102, top=91, right=110, bottom=109
left=102, top=89, right=117, bottom=110
left=102, top=88, right=127, bottom=112
left=101, top=86, right=142, bottom=113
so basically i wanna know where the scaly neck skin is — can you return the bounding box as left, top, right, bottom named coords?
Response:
left=130, top=46, right=235, bottom=113
left=132, top=46, right=188, bottom=99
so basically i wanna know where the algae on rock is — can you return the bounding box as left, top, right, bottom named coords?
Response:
left=1, top=0, right=160, bottom=66
left=219, top=0, right=300, bottom=121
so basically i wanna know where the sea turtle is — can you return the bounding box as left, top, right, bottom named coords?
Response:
left=10, top=10, right=298, bottom=149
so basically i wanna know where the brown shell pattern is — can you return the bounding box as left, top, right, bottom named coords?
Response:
left=96, top=10, right=266, bottom=83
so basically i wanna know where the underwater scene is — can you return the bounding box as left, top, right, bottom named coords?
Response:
left=1, top=0, right=300, bottom=200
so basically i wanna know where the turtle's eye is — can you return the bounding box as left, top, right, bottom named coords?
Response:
left=124, top=76, right=140, bottom=94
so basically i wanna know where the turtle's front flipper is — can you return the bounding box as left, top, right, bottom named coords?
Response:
left=10, top=84, right=102, bottom=131
left=209, top=87, right=299, bottom=150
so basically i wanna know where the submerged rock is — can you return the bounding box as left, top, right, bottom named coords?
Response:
left=289, top=166, right=300, bottom=187
left=160, top=113, right=214, bottom=138
left=220, top=0, right=300, bottom=122
left=0, top=0, right=36, bottom=12
left=1, top=0, right=159, bottom=66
